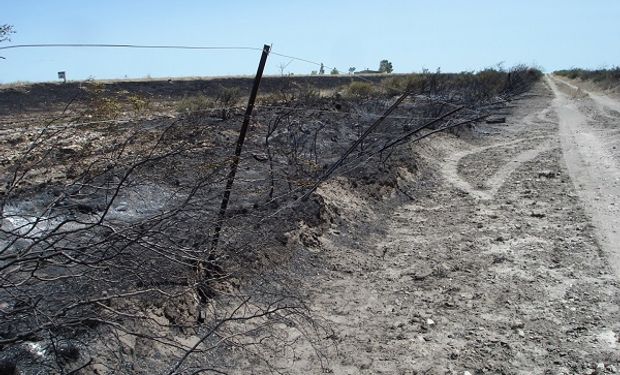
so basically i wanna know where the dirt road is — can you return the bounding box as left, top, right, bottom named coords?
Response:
left=546, top=75, right=620, bottom=276
left=271, top=79, right=620, bottom=374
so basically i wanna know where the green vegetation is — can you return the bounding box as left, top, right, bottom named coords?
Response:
left=340, top=65, right=542, bottom=102
left=258, top=83, right=321, bottom=106
left=127, top=93, right=151, bottom=115
left=216, top=86, right=242, bottom=120
left=380, top=65, right=542, bottom=100
left=82, top=83, right=152, bottom=120
left=555, top=67, right=620, bottom=86
left=176, top=94, right=215, bottom=117
left=344, top=81, right=379, bottom=98
left=0, top=24, right=14, bottom=43
left=0, top=24, right=14, bottom=60
left=176, top=86, right=242, bottom=120
left=379, top=60, right=394, bottom=73
left=382, top=74, right=427, bottom=93
left=84, top=82, right=123, bottom=120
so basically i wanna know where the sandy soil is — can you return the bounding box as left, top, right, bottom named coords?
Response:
left=547, top=75, right=620, bottom=277
left=556, top=77, right=620, bottom=104
left=269, top=81, right=620, bottom=374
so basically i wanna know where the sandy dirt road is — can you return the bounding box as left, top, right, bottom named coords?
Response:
left=546, top=75, right=620, bottom=277
left=270, top=80, right=620, bottom=374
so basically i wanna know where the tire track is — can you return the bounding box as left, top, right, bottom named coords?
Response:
left=547, top=75, right=620, bottom=277
left=441, top=133, right=555, bottom=200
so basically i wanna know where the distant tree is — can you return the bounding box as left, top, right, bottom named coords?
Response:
left=278, top=59, right=293, bottom=76
left=379, top=59, right=394, bottom=73
left=0, top=24, right=14, bottom=59
left=348, top=67, right=356, bottom=75
left=0, top=24, right=14, bottom=43
left=330, top=68, right=339, bottom=75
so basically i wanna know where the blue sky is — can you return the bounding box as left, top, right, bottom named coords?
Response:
left=1, top=0, right=619, bottom=83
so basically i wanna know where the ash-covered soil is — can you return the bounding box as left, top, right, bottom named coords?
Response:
left=4, top=71, right=617, bottom=374
left=262, top=81, right=620, bottom=374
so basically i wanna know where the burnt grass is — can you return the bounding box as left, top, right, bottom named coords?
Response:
left=0, top=70, right=542, bottom=374
left=0, top=75, right=388, bottom=115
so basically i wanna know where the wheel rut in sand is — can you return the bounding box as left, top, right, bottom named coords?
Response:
left=272, top=81, right=620, bottom=374
left=442, top=75, right=620, bottom=275
left=554, top=75, right=620, bottom=116
left=546, top=74, right=620, bottom=277
left=441, top=134, right=556, bottom=201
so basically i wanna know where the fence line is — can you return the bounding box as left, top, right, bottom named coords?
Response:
left=0, top=43, right=262, bottom=51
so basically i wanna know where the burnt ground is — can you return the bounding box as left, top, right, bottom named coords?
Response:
left=254, top=81, right=620, bottom=374
left=3, top=72, right=619, bottom=374
left=0, top=75, right=386, bottom=115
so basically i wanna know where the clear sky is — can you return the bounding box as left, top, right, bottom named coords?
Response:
left=1, top=0, right=619, bottom=83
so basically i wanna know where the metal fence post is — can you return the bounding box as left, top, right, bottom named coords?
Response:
left=211, top=44, right=271, bottom=250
